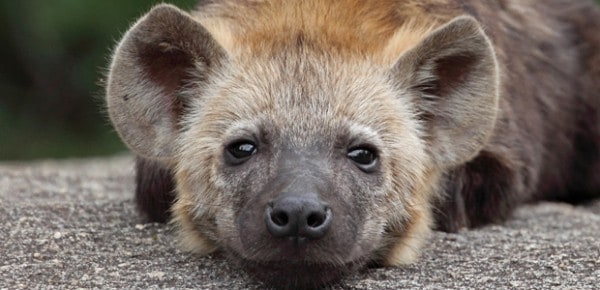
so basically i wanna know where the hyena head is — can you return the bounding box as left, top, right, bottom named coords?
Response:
left=106, top=2, right=498, bottom=288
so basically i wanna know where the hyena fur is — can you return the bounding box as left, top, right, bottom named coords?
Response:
left=106, top=0, right=600, bottom=288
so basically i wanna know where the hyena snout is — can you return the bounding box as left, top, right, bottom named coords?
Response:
left=265, top=194, right=332, bottom=241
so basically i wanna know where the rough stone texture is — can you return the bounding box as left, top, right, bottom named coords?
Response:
left=1, top=156, right=598, bottom=289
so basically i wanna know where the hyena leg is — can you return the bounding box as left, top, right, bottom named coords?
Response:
left=560, top=125, right=600, bottom=203
left=433, top=182, right=468, bottom=233
left=434, top=151, right=522, bottom=232
left=134, top=156, right=176, bottom=223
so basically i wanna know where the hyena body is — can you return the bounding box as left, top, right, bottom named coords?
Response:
left=106, top=0, right=600, bottom=288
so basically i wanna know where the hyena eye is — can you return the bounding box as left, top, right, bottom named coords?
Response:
left=347, top=146, right=378, bottom=173
left=225, top=140, right=257, bottom=165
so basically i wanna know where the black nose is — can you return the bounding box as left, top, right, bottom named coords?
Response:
left=265, top=195, right=332, bottom=240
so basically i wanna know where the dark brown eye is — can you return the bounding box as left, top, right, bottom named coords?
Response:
left=347, top=146, right=378, bottom=173
left=225, top=141, right=257, bottom=165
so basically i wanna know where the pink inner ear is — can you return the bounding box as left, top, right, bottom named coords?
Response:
left=428, top=53, right=477, bottom=97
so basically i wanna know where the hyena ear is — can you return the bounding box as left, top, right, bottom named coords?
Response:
left=392, top=16, right=499, bottom=168
left=106, top=4, right=227, bottom=159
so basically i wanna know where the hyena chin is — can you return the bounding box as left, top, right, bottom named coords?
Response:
left=106, top=0, right=600, bottom=288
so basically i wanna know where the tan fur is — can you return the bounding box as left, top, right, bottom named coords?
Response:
left=171, top=174, right=218, bottom=254
left=194, top=0, right=460, bottom=64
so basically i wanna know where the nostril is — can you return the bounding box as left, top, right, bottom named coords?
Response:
left=306, top=211, right=325, bottom=228
left=271, top=210, right=289, bottom=226
left=302, top=207, right=332, bottom=239
left=265, top=206, right=295, bottom=238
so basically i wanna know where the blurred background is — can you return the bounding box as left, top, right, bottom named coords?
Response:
left=0, top=0, right=196, bottom=161
left=1, top=1, right=599, bottom=161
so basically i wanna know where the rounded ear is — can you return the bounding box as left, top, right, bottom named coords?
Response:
left=392, top=16, right=500, bottom=168
left=106, top=4, right=227, bottom=159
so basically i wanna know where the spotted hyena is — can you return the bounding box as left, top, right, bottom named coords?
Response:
left=106, top=0, right=600, bottom=288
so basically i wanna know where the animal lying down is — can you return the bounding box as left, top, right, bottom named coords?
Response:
left=105, top=0, right=600, bottom=288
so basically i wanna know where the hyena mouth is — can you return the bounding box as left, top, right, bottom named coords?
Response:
left=236, top=257, right=366, bottom=289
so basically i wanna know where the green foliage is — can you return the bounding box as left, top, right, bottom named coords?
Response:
left=0, top=0, right=196, bottom=160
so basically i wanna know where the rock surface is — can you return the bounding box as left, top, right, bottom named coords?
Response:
left=1, top=156, right=599, bottom=289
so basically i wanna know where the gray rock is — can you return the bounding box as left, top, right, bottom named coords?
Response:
left=1, top=156, right=598, bottom=289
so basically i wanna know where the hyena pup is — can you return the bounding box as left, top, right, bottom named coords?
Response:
left=106, top=0, right=600, bottom=288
